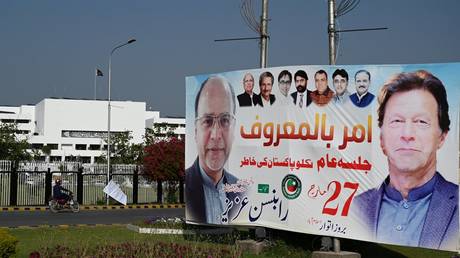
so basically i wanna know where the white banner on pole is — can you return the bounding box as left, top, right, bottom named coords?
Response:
left=103, top=180, right=127, bottom=205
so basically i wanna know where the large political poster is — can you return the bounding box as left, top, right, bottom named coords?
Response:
left=185, top=63, right=459, bottom=251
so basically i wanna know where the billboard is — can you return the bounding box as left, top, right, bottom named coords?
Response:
left=185, top=63, right=459, bottom=251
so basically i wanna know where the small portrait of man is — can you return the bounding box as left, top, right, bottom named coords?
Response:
left=253, top=71, right=276, bottom=107
left=237, top=73, right=256, bottom=107
left=310, top=69, right=334, bottom=106
left=350, top=70, right=375, bottom=107
left=354, top=70, right=458, bottom=250
left=185, top=76, right=244, bottom=224
left=276, top=70, right=292, bottom=106
left=291, top=70, right=312, bottom=108
left=332, top=69, right=350, bottom=104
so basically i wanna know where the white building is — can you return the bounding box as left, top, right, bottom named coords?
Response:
left=0, top=98, right=185, bottom=164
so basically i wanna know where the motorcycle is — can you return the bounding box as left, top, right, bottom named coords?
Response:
left=49, top=192, right=80, bottom=213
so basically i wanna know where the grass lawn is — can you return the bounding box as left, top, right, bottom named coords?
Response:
left=10, top=225, right=240, bottom=257
left=8, top=225, right=459, bottom=257
left=10, top=225, right=185, bottom=257
left=380, top=243, right=458, bottom=258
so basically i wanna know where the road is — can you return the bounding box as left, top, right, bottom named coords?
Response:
left=0, top=208, right=185, bottom=227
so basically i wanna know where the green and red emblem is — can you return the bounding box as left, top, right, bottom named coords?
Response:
left=281, top=174, right=302, bottom=200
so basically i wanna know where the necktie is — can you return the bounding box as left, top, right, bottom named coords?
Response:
left=299, top=93, right=303, bottom=108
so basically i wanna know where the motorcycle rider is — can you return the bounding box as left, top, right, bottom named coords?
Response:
left=53, top=179, right=71, bottom=203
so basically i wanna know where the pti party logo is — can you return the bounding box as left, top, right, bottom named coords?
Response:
left=281, top=174, right=302, bottom=199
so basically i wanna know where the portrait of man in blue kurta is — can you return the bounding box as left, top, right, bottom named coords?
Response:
left=350, top=69, right=375, bottom=107
left=354, top=70, right=458, bottom=250
left=185, top=76, right=244, bottom=225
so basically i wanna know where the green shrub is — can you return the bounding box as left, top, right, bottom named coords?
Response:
left=96, top=198, right=106, bottom=205
left=0, top=229, right=18, bottom=258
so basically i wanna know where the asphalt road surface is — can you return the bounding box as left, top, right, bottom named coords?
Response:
left=0, top=208, right=185, bottom=227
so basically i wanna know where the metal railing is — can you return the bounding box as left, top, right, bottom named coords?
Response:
left=0, top=160, right=182, bottom=206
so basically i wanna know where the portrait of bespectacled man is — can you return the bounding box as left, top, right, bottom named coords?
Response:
left=185, top=76, right=246, bottom=225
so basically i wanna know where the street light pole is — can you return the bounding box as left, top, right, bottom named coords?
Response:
left=107, top=38, right=136, bottom=205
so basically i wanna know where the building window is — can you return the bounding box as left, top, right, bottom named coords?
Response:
left=65, top=156, right=77, bottom=162
left=61, top=144, right=73, bottom=151
left=61, top=130, right=129, bottom=139
left=47, top=144, right=58, bottom=150
left=50, top=156, right=61, bottom=162
left=89, top=144, right=100, bottom=150
left=95, top=157, right=105, bottom=163
left=0, top=119, right=30, bottom=124
left=80, top=157, right=91, bottom=163
left=76, top=144, right=87, bottom=150
left=31, top=143, right=44, bottom=150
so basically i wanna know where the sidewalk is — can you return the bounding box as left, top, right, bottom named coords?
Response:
left=1, top=203, right=185, bottom=212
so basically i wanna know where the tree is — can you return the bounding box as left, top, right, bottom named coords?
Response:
left=144, top=122, right=178, bottom=146
left=143, top=137, right=185, bottom=181
left=98, top=131, right=143, bottom=164
left=41, top=145, right=52, bottom=162
left=143, top=137, right=185, bottom=203
left=0, top=123, right=30, bottom=162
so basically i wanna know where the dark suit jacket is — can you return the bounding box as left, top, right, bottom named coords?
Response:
left=253, top=94, right=275, bottom=107
left=291, top=91, right=312, bottom=107
left=185, top=158, right=244, bottom=224
left=237, top=92, right=255, bottom=107
left=349, top=92, right=375, bottom=107
left=354, top=172, right=458, bottom=249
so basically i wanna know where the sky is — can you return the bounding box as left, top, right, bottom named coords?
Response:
left=1, top=0, right=459, bottom=117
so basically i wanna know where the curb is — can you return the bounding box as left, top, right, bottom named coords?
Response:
left=0, top=204, right=185, bottom=212
left=1, top=223, right=126, bottom=229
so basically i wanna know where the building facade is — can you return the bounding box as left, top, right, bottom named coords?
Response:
left=0, top=98, right=185, bottom=164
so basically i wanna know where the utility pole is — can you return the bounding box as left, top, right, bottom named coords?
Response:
left=215, top=0, right=270, bottom=68
left=327, top=0, right=386, bottom=253
left=329, top=1, right=341, bottom=252
left=328, top=0, right=387, bottom=65
left=260, top=0, right=269, bottom=68
left=328, top=0, right=337, bottom=65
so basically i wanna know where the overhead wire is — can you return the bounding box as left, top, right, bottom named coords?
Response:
left=334, top=0, right=360, bottom=63
left=240, top=0, right=261, bottom=34
left=336, top=0, right=360, bottom=17
left=247, top=0, right=260, bottom=32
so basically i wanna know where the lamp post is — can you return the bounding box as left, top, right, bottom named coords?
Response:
left=107, top=38, right=136, bottom=205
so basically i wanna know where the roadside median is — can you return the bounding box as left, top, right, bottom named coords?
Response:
left=0, top=203, right=185, bottom=212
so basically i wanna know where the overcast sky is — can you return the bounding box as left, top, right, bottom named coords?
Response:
left=1, top=0, right=459, bottom=117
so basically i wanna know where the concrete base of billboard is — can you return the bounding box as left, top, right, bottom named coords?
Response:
left=127, top=224, right=193, bottom=234
left=312, top=251, right=361, bottom=258
left=236, top=240, right=268, bottom=255
left=126, top=224, right=233, bottom=235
